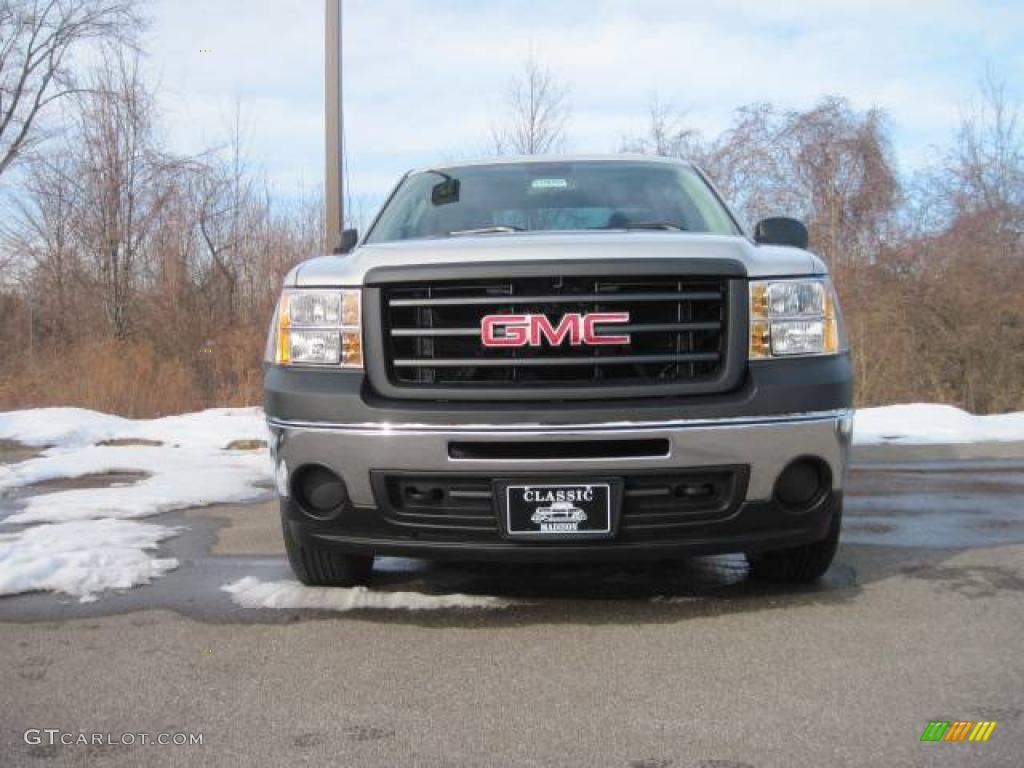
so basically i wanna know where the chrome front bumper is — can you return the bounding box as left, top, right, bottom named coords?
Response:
left=269, top=410, right=854, bottom=507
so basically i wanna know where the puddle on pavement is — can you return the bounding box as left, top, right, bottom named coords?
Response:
left=843, top=459, right=1024, bottom=549
left=364, top=553, right=858, bottom=605
left=184, top=498, right=282, bottom=555
left=0, top=501, right=861, bottom=625
left=900, top=561, right=1024, bottom=598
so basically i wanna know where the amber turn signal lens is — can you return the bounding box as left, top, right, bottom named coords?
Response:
left=750, top=283, right=770, bottom=320
left=750, top=319, right=772, bottom=359
left=342, top=330, right=363, bottom=367
left=823, top=286, right=839, bottom=354
left=275, top=294, right=291, bottom=364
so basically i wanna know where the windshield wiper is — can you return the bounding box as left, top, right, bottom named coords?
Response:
left=448, top=225, right=525, bottom=236
left=620, top=221, right=688, bottom=231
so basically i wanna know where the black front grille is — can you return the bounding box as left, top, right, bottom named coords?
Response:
left=380, top=275, right=729, bottom=391
left=370, top=468, right=747, bottom=543
left=376, top=475, right=498, bottom=536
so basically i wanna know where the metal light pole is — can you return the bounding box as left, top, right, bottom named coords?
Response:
left=325, top=0, right=344, bottom=252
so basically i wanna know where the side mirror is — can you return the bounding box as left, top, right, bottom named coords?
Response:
left=336, top=228, right=359, bottom=255
left=754, top=217, right=809, bottom=249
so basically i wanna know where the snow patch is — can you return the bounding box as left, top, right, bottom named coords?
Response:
left=222, top=576, right=511, bottom=612
left=0, top=407, right=272, bottom=601
left=0, top=408, right=272, bottom=524
left=854, top=404, right=1024, bottom=445
left=0, top=408, right=133, bottom=449
left=0, top=406, right=268, bottom=452
left=0, top=519, right=178, bottom=603
left=2, top=445, right=269, bottom=524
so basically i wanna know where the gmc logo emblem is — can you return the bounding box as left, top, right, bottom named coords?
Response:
left=480, top=312, right=631, bottom=347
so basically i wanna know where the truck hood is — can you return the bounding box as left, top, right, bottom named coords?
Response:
left=286, top=231, right=825, bottom=287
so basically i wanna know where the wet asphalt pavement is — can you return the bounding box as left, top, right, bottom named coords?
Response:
left=1, top=450, right=1022, bottom=767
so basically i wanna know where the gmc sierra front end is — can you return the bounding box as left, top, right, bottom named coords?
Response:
left=264, top=156, right=853, bottom=586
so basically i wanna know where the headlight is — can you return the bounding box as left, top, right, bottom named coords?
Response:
left=270, top=289, right=362, bottom=368
left=749, top=278, right=843, bottom=359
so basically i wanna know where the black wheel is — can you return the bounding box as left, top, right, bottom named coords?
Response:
left=747, top=504, right=841, bottom=583
left=281, top=519, right=373, bottom=587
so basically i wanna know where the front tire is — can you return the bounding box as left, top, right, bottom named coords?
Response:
left=282, top=519, right=373, bottom=587
left=747, top=505, right=841, bottom=583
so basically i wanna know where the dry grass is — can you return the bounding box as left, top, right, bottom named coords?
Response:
left=0, top=321, right=267, bottom=417
left=0, top=338, right=259, bottom=418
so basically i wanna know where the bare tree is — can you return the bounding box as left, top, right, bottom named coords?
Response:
left=620, top=95, right=701, bottom=158
left=0, top=37, right=325, bottom=413
left=70, top=49, right=175, bottom=338
left=697, top=102, right=800, bottom=227
left=945, top=72, right=1023, bottom=249
left=624, top=96, right=901, bottom=257
left=2, top=152, right=81, bottom=341
left=785, top=98, right=899, bottom=267
left=0, top=0, right=141, bottom=178
left=490, top=55, right=571, bottom=155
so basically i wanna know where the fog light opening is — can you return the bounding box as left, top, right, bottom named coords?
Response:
left=292, top=464, right=349, bottom=519
left=774, top=458, right=830, bottom=512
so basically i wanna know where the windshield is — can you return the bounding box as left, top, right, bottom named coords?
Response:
left=365, top=160, right=741, bottom=243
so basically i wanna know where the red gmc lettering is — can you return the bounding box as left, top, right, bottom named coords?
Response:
left=481, top=314, right=529, bottom=346
left=582, top=312, right=631, bottom=345
left=481, top=313, right=631, bottom=347
left=529, top=314, right=582, bottom=346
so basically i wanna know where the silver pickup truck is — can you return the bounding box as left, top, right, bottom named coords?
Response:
left=264, top=156, right=853, bottom=587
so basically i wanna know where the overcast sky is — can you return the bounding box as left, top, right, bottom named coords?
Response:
left=145, top=0, right=1023, bottom=212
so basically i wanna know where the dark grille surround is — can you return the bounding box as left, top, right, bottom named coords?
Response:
left=364, top=262, right=747, bottom=401
left=369, top=467, right=749, bottom=543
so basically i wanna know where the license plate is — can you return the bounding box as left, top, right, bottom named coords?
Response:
left=502, top=483, right=613, bottom=537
